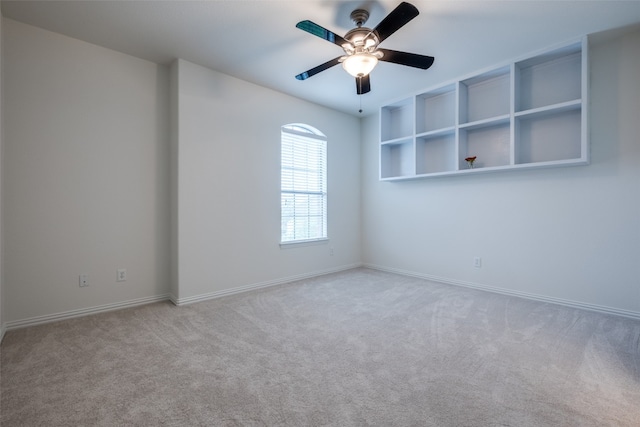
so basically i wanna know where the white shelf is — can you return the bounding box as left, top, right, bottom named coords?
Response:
left=515, top=99, right=581, bottom=119
left=459, top=114, right=510, bottom=131
left=379, top=38, right=588, bottom=181
left=417, top=126, right=456, bottom=139
left=381, top=135, right=414, bottom=146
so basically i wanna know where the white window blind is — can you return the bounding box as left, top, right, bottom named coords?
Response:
left=281, top=125, right=327, bottom=243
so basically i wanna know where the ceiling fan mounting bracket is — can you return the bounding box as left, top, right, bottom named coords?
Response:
left=350, top=9, right=370, bottom=27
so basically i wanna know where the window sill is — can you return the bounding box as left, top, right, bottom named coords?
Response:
left=280, top=238, right=329, bottom=249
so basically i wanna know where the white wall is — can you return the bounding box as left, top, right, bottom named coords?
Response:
left=361, top=28, right=640, bottom=317
left=1, top=18, right=360, bottom=324
left=3, top=19, right=170, bottom=324
left=171, top=59, right=361, bottom=302
left=0, top=14, right=4, bottom=339
left=3, top=15, right=636, bottom=326
left=169, top=59, right=180, bottom=302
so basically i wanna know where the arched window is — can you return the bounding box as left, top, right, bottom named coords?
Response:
left=281, top=124, right=327, bottom=243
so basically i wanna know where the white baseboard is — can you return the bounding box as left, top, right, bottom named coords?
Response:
left=10, top=263, right=628, bottom=332
left=4, top=294, right=172, bottom=331
left=171, top=263, right=363, bottom=306
left=364, top=263, right=640, bottom=321
left=3, top=264, right=364, bottom=331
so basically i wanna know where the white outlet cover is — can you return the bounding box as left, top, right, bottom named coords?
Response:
left=79, top=274, right=89, bottom=287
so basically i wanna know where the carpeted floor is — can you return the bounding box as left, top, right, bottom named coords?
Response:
left=1, top=268, right=639, bottom=426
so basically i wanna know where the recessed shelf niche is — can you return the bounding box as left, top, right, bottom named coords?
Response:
left=379, top=38, right=588, bottom=181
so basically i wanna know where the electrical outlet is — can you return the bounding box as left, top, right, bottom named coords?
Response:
left=79, top=274, right=89, bottom=287
left=329, top=247, right=334, bottom=256
left=474, top=257, right=482, bottom=268
left=117, top=269, right=127, bottom=282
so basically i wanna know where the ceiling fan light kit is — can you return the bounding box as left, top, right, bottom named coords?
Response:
left=342, top=53, right=378, bottom=77
left=295, top=2, right=434, bottom=95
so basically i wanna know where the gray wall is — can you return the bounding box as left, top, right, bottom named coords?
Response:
left=3, top=19, right=171, bottom=323
left=3, top=18, right=639, bottom=328
left=171, top=59, right=361, bottom=302
left=0, top=14, right=4, bottom=339
left=2, top=19, right=362, bottom=324
left=360, top=29, right=640, bottom=317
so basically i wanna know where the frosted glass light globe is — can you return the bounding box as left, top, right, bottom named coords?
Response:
left=342, top=53, right=378, bottom=77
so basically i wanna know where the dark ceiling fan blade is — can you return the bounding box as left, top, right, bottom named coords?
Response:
left=356, top=74, right=371, bottom=95
left=296, top=20, right=348, bottom=47
left=373, top=2, right=419, bottom=43
left=378, top=48, right=434, bottom=69
left=295, top=57, right=342, bottom=80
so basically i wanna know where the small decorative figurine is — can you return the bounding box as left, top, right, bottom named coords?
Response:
left=465, top=156, right=477, bottom=169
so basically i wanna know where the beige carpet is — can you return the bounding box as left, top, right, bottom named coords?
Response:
left=2, top=268, right=639, bottom=426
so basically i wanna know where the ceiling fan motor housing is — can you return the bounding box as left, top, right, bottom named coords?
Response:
left=343, top=27, right=379, bottom=53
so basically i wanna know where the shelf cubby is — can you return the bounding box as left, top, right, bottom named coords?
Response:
left=515, top=42, right=582, bottom=112
left=379, top=37, right=588, bottom=181
left=416, top=84, right=456, bottom=134
left=380, top=98, right=414, bottom=142
left=515, top=108, right=582, bottom=165
left=459, top=66, right=511, bottom=124
left=459, top=121, right=511, bottom=169
left=380, top=139, right=414, bottom=179
left=416, top=130, right=456, bottom=175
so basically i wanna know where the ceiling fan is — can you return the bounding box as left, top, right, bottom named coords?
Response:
left=295, top=1, right=435, bottom=95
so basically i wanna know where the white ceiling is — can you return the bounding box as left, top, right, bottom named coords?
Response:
left=2, top=1, right=640, bottom=116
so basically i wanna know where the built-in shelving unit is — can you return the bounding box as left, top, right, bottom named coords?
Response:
left=379, top=38, right=588, bottom=181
